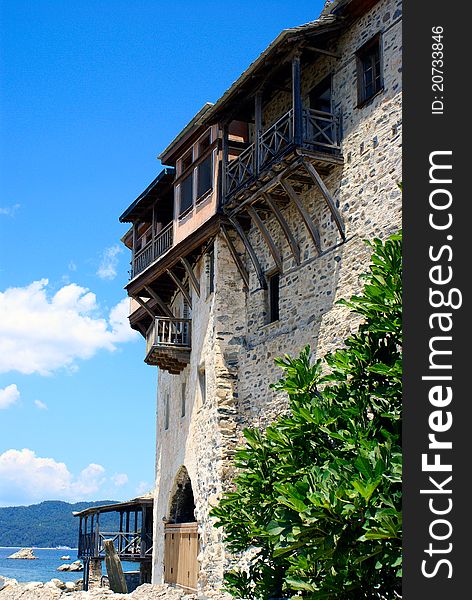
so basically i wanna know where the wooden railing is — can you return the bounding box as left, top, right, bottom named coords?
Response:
left=224, top=107, right=341, bottom=199
left=78, top=532, right=96, bottom=558
left=146, top=317, right=192, bottom=354
left=78, top=531, right=152, bottom=560
left=259, top=108, right=294, bottom=169
left=132, top=222, right=173, bottom=278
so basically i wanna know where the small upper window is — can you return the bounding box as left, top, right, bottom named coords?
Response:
left=181, top=150, right=193, bottom=174
left=179, top=174, right=193, bottom=216
left=356, top=34, right=383, bottom=106
left=268, top=272, right=280, bottom=323
left=197, top=154, right=213, bottom=199
left=207, top=245, right=215, bottom=296
left=164, top=394, right=170, bottom=430
left=198, top=133, right=211, bottom=155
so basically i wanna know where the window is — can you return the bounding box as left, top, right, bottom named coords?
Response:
left=181, top=382, right=186, bottom=418
left=356, top=34, right=383, bottom=106
left=198, top=368, right=206, bottom=405
left=197, top=154, right=212, bottom=199
left=164, top=394, right=170, bottom=430
left=268, top=272, right=280, bottom=323
left=207, top=245, right=215, bottom=296
left=181, top=150, right=193, bottom=174
left=179, top=173, right=193, bottom=216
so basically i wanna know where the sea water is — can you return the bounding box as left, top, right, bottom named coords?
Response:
left=0, top=547, right=137, bottom=583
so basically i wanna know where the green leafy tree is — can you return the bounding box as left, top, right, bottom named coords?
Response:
left=211, top=233, right=402, bottom=599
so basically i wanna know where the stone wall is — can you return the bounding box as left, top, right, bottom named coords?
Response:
left=238, top=0, right=402, bottom=429
left=151, top=0, right=402, bottom=592
left=151, top=234, right=246, bottom=593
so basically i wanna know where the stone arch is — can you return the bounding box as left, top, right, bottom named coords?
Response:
left=168, top=466, right=196, bottom=523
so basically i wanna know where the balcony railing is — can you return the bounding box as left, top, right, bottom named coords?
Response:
left=132, top=222, right=173, bottom=278
left=78, top=531, right=152, bottom=560
left=225, top=107, right=341, bottom=198
left=145, top=317, right=192, bottom=373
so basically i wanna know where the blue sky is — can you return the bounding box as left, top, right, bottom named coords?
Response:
left=0, top=0, right=324, bottom=507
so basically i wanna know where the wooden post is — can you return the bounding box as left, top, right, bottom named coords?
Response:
left=104, top=539, right=128, bottom=594
left=222, top=122, right=229, bottom=202
left=254, top=90, right=263, bottom=174
left=131, top=222, right=138, bottom=277
left=292, top=52, right=303, bottom=146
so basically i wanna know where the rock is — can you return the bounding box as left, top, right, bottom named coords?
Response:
left=49, top=578, right=66, bottom=590
left=0, top=576, right=18, bottom=591
left=60, top=555, right=71, bottom=560
left=7, top=548, right=38, bottom=560
left=64, top=581, right=76, bottom=592
left=57, top=560, right=83, bottom=572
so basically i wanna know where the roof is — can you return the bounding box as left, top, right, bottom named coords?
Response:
left=200, top=12, right=342, bottom=126
left=73, top=494, right=154, bottom=518
left=119, top=167, right=175, bottom=223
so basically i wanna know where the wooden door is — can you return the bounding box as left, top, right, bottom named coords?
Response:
left=164, top=522, right=199, bottom=592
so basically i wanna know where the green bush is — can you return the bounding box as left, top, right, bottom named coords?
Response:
left=211, top=233, right=402, bottom=599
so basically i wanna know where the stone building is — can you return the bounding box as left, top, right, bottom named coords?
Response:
left=119, top=0, right=402, bottom=593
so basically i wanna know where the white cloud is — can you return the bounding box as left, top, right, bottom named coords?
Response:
left=0, top=204, right=20, bottom=217
left=97, top=245, right=123, bottom=281
left=0, top=280, right=138, bottom=375
left=0, top=448, right=106, bottom=505
left=112, top=473, right=129, bottom=487
left=0, top=384, right=20, bottom=409
left=34, top=399, right=48, bottom=410
left=135, top=481, right=152, bottom=496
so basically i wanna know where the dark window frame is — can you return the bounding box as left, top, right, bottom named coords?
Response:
left=207, top=245, right=215, bottom=296
left=181, top=382, right=186, bottom=418
left=196, top=152, right=213, bottom=201
left=268, top=271, right=280, bottom=323
left=356, top=33, right=383, bottom=107
left=179, top=173, right=194, bottom=217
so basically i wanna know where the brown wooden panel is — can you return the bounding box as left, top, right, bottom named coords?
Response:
left=164, top=523, right=199, bottom=592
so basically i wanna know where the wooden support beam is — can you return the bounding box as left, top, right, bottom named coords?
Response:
left=303, top=45, right=340, bottom=59
left=301, top=158, right=346, bottom=240
left=263, top=193, right=301, bottom=264
left=254, top=90, right=263, bottom=174
left=227, top=157, right=303, bottom=217
left=166, top=268, right=192, bottom=307
left=292, top=53, right=303, bottom=146
left=280, top=178, right=322, bottom=253
left=133, top=295, right=157, bottom=319
left=220, top=224, right=249, bottom=290
left=228, top=217, right=267, bottom=289
left=180, top=257, right=200, bottom=297
left=246, top=205, right=283, bottom=272
left=144, top=286, right=174, bottom=319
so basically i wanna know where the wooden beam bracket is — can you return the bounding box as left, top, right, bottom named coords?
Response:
left=143, top=286, right=175, bottom=319
left=133, top=295, right=157, bottom=320
left=227, top=217, right=267, bottom=289
left=301, top=158, right=346, bottom=240
left=280, top=178, right=322, bottom=254
left=246, top=205, right=283, bottom=273
left=220, top=224, right=250, bottom=290
left=166, top=269, right=192, bottom=307
left=180, top=257, right=201, bottom=297
left=263, top=193, right=301, bottom=264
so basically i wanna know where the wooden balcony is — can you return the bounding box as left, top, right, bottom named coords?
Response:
left=132, top=222, right=173, bottom=278
left=145, top=317, right=191, bottom=374
left=78, top=530, right=153, bottom=561
left=224, top=107, right=342, bottom=202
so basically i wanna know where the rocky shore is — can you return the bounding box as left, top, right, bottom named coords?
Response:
left=0, top=578, right=231, bottom=600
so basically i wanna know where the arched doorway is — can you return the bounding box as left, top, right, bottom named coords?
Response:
left=164, top=467, right=199, bottom=591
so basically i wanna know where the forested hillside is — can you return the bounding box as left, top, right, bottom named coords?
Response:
left=0, top=500, right=118, bottom=548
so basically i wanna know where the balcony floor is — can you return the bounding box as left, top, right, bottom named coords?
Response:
left=145, top=344, right=191, bottom=374
left=224, top=146, right=343, bottom=211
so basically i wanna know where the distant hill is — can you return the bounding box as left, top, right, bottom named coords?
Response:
left=0, top=500, right=119, bottom=548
